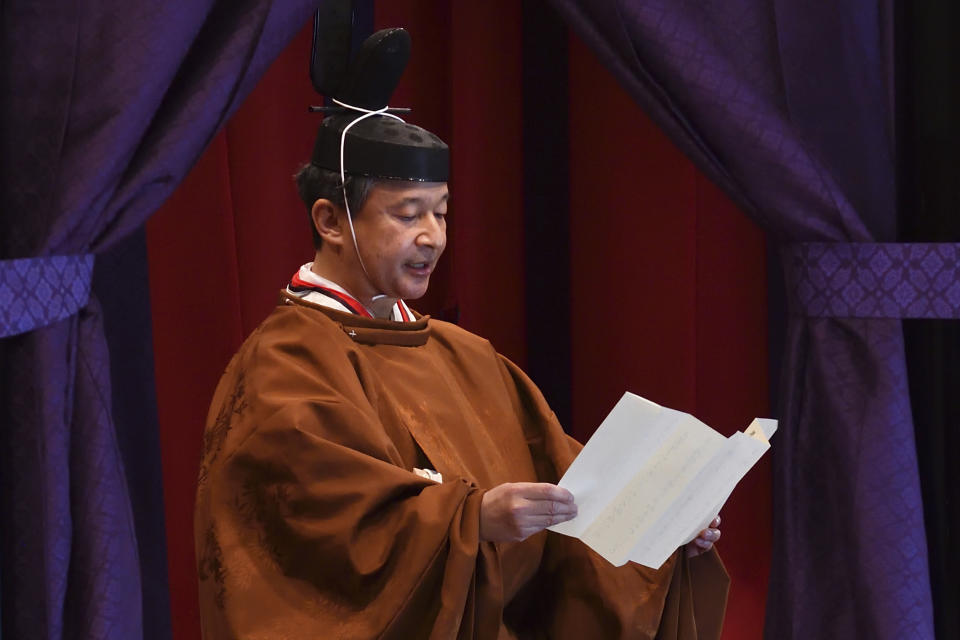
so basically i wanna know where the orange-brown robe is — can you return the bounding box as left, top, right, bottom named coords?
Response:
left=195, top=293, right=729, bottom=639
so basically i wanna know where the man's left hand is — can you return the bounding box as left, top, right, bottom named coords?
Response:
left=685, top=515, right=721, bottom=558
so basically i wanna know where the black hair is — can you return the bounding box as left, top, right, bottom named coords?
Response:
left=294, top=163, right=377, bottom=249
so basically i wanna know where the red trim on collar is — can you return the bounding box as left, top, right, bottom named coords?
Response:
left=289, top=273, right=372, bottom=318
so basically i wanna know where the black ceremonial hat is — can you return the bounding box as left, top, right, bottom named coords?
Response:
left=310, top=28, right=449, bottom=182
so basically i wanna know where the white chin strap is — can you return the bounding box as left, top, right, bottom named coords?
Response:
left=334, top=98, right=407, bottom=302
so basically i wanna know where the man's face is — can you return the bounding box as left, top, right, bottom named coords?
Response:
left=349, top=180, right=448, bottom=301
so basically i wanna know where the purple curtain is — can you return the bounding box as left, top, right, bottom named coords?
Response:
left=0, top=2, right=320, bottom=638
left=547, top=1, right=938, bottom=638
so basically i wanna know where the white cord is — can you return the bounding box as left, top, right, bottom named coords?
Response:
left=332, top=98, right=406, bottom=301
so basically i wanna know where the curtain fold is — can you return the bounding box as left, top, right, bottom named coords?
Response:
left=547, top=1, right=934, bottom=637
left=0, top=1, right=321, bottom=637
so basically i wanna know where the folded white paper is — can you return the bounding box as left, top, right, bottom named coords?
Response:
left=548, top=392, right=776, bottom=569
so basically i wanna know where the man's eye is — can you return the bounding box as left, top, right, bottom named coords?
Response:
left=396, top=214, right=417, bottom=222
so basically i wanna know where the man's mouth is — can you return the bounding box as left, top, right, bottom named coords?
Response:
left=405, top=261, right=433, bottom=275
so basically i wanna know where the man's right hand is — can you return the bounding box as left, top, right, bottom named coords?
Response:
left=479, top=482, right=577, bottom=542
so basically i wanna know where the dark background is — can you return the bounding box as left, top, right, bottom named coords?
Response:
left=898, top=2, right=960, bottom=638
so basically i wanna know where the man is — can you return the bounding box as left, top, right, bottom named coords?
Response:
left=195, top=29, right=728, bottom=639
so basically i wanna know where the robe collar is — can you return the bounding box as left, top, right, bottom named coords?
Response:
left=286, top=263, right=414, bottom=322
left=279, top=290, right=431, bottom=347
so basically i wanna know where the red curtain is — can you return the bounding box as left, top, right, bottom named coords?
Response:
left=567, top=34, right=770, bottom=639
left=147, top=2, right=769, bottom=637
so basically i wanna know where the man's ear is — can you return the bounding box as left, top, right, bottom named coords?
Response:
left=311, top=199, right=346, bottom=248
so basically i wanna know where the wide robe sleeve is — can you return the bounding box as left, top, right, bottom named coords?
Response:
left=194, top=318, right=503, bottom=640
left=495, top=357, right=730, bottom=640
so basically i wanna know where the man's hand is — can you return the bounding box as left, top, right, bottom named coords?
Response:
left=480, top=482, right=577, bottom=543
left=685, top=515, right=721, bottom=558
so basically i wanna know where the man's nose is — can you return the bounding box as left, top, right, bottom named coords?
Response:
left=416, top=215, right=444, bottom=248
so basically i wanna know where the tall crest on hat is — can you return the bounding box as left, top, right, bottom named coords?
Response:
left=308, top=10, right=449, bottom=182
